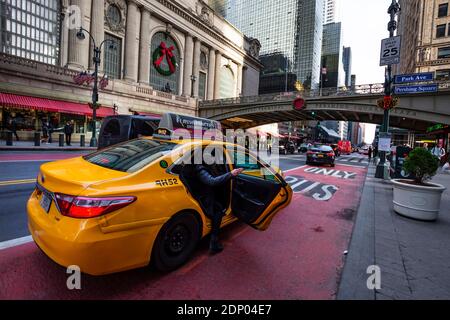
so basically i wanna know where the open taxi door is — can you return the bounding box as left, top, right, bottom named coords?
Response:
left=227, top=148, right=292, bottom=231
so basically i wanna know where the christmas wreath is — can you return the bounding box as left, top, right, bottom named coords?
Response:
left=152, top=41, right=177, bottom=76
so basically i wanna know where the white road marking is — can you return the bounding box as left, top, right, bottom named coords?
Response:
left=0, top=235, right=33, bottom=251
left=284, top=165, right=307, bottom=173
left=0, top=160, right=52, bottom=163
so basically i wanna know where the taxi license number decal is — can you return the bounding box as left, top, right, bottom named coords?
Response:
left=156, top=178, right=179, bottom=187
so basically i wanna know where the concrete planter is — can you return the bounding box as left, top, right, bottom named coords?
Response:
left=392, top=179, right=446, bottom=221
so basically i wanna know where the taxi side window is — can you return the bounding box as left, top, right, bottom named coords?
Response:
left=231, top=150, right=276, bottom=181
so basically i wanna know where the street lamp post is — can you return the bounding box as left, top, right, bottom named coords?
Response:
left=375, top=0, right=401, bottom=179
left=190, top=74, right=197, bottom=98
left=76, top=27, right=116, bottom=148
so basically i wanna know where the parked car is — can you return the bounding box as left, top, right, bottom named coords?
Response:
left=279, top=141, right=296, bottom=155
left=306, top=144, right=336, bottom=167
left=359, top=145, right=370, bottom=155
left=330, top=144, right=340, bottom=157
left=98, top=115, right=160, bottom=149
left=298, top=143, right=311, bottom=153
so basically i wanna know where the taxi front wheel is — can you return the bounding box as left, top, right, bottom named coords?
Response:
left=152, top=213, right=201, bottom=272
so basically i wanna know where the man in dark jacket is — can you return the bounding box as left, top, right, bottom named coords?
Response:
left=181, top=163, right=243, bottom=253
left=64, top=121, right=73, bottom=146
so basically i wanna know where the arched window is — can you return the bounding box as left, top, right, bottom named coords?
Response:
left=0, top=0, right=61, bottom=65
left=150, top=32, right=180, bottom=95
left=218, top=66, right=235, bottom=99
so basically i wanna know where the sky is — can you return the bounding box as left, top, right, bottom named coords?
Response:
left=339, top=0, right=393, bottom=143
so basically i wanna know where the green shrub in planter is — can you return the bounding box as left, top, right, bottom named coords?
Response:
left=403, top=148, right=439, bottom=185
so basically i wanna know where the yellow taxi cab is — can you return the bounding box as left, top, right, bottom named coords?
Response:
left=27, top=114, right=293, bottom=275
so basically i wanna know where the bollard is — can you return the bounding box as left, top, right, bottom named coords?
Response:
left=6, top=131, right=13, bottom=146
left=34, top=131, right=41, bottom=146
left=59, top=133, right=64, bottom=147
left=80, top=134, right=85, bottom=147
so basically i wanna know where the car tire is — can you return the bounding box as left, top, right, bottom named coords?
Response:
left=152, top=213, right=201, bottom=272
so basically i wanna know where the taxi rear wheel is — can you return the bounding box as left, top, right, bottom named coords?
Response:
left=152, top=213, right=200, bottom=272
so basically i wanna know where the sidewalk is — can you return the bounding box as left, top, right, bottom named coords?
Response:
left=338, top=163, right=450, bottom=300
left=0, top=140, right=96, bottom=151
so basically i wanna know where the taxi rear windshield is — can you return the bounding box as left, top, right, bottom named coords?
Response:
left=83, top=139, right=177, bottom=173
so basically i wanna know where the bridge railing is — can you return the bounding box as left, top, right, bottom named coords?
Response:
left=199, top=81, right=450, bottom=107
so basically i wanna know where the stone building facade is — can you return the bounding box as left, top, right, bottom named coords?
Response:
left=395, top=0, right=450, bottom=80
left=0, top=0, right=261, bottom=141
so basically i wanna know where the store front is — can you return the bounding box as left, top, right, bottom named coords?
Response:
left=0, top=93, right=114, bottom=142
left=422, top=124, right=450, bottom=163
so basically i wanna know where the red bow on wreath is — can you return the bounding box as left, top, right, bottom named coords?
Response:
left=383, top=95, right=392, bottom=110
left=154, top=42, right=176, bottom=74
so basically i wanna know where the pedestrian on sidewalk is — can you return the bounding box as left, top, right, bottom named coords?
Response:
left=368, top=146, right=373, bottom=162
left=8, top=118, right=19, bottom=141
left=41, top=119, right=49, bottom=144
left=64, top=120, right=74, bottom=146
left=431, top=144, right=446, bottom=165
left=47, top=121, right=54, bottom=144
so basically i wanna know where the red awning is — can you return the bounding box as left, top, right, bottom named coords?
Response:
left=0, top=92, right=114, bottom=118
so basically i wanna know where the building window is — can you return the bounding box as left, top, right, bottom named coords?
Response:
left=104, top=33, right=122, bottom=79
left=150, top=32, right=180, bottom=94
left=438, top=3, right=448, bottom=18
left=0, top=0, right=61, bottom=65
left=218, top=66, right=235, bottom=99
left=436, top=69, right=450, bottom=81
left=438, top=46, right=450, bottom=59
left=436, top=24, right=447, bottom=38
left=198, top=72, right=207, bottom=100
left=106, top=5, right=122, bottom=28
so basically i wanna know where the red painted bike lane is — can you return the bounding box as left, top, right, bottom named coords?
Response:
left=0, top=164, right=367, bottom=300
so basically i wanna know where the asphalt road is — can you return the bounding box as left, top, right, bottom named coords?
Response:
left=0, top=151, right=369, bottom=242
left=0, top=151, right=88, bottom=242
left=0, top=150, right=369, bottom=299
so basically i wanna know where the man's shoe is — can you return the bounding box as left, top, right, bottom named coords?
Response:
left=209, top=236, right=224, bottom=254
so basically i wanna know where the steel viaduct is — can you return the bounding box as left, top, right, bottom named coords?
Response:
left=198, top=82, right=450, bottom=131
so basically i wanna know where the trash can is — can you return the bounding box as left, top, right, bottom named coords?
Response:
left=59, top=133, right=64, bottom=147
left=80, top=134, right=85, bottom=147
left=34, top=131, right=41, bottom=146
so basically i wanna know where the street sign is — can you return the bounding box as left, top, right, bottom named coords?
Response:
left=394, top=84, right=438, bottom=95
left=380, top=36, right=401, bottom=66
left=378, top=136, right=391, bottom=152
left=394, top=72, right=434, bottom=84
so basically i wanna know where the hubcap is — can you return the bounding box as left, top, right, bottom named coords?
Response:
left=165, top=224, right=190, bottom=255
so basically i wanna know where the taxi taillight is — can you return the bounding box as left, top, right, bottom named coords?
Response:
left=54, top=194, right=136, bottom=219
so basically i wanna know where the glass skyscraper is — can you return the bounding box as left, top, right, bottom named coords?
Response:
left=321, top=22, right=344, bottom=88
left=209, top=0, right=324, bottom=89
left=342, top=46, right=352, bottom=87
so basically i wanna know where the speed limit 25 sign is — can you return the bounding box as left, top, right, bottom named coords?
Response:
left=380, top=36, right=401, bottom=66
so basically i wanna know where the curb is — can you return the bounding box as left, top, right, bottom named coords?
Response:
left=0, top=146, right=96, bottom=151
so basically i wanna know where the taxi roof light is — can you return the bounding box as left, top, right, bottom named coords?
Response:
left=55, top=194, right=136, bottom=219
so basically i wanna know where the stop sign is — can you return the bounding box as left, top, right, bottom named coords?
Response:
left=293, top=98, right=306, bottom=110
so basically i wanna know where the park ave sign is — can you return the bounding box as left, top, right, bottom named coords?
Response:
left=394, top=72, right=434, bottom=84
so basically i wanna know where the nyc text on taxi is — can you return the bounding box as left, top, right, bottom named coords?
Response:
left=28, top=132, right=292, bottom=275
